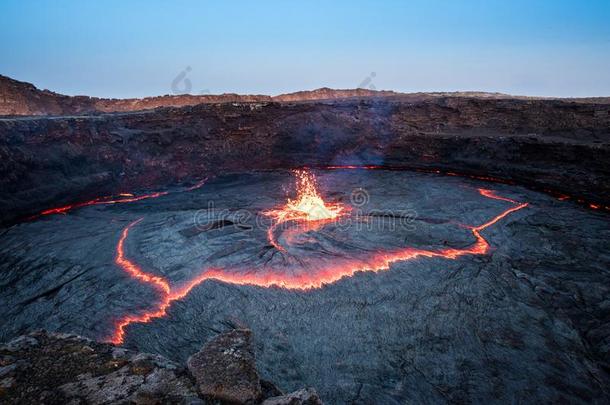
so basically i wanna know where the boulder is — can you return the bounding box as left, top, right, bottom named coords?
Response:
left=187, top=328, right=263, bottom=403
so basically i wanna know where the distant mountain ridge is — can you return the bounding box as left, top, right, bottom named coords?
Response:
left=1, top=74, right=609, bottom=116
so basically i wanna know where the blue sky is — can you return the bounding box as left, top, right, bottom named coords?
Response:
left=1, top=0, right=609, bottom=98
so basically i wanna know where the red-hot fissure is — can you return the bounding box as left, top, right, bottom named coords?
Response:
left=33, top=178, right=207, bottom=220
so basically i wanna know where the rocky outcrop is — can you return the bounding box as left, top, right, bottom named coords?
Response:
left=187, top=329, right=263, bottom=403
left=0, top=330, right=199, bottom=404
left=0, top=330, right=320, bottom=404
left=0, top=74, right=275, bottom=116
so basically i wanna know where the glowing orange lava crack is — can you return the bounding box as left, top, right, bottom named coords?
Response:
left=109, top=218, right=210, bottom=344
left=39, top=191, right=170, bottom=216
left=116, top=219, right=170, bottom=294
left=107, top=185, right=528, bottom=344
left=35, top=178, right=207, bottom=219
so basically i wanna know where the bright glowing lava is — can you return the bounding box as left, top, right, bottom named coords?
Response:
left=107, top=186, right=528, bottom=344
left=39, top=191, right=170, bottom=217
left=262, top=169, right=348, bottom=251
left=263, top=169, right=347, bottom=223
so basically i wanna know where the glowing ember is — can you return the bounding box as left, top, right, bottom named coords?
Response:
left=106, top=187, right=529, bottom=344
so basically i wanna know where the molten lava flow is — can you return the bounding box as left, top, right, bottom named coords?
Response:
left=477, top=188, right=520, bottom=204
left=108, top=218, right=214, bottom=344
left=116, top=219, right=170, bottom=294
left=107, top=187, right=529, bottom=344
left=262, top=169, right=348, bottom=251
left=36, top=192, right=171, bottom=217
left=34, top=178, right=208, bottom=219
left=184, top=178, right=208, bottom=191
left=38, top=192, right=170, bottom=217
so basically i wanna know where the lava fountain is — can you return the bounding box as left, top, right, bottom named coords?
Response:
left=262, top=169, right=349, bottom=251
left=263, top=169, right=347, bottom=223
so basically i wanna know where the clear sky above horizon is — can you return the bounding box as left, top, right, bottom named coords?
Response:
left=1, top=0, right=609, bottom=98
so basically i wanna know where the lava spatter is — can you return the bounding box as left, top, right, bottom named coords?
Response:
left=263, top=169, right=347, bottom=223
left=262, top=169, right=348, bottom=251
left=107, top=186, right=528, bottom=344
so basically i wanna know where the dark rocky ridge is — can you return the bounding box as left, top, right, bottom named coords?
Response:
left=3, top=73, right=610, bottom=117
left=0, top=96, right=609, bottom=225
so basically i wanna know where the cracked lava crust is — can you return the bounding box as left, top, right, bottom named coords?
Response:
left=1, top=168, right=609, bottom=404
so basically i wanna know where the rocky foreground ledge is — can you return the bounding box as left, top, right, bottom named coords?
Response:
left=0, top=329, right=321, bottom=404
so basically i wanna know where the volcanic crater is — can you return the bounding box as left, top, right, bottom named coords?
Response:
left=1, top=77, right=610, bottom=404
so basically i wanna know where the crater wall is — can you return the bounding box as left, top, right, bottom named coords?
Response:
left=0, top=98, right=609, bottom=224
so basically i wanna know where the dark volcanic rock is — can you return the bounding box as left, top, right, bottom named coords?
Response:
left=0, top=330, right=200, bottom=404
left=0, top=170, right=608, bottom=403
left=187, top=329, right=263, bottom=403
left=0, top=329, right=315, bottom=404
left=262, top=388, right=322, bottom=405
left=1, top=74, right=609, bottom=404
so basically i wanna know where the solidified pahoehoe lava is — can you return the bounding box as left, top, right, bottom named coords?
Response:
left=106, top=175, right=528, bottom=344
